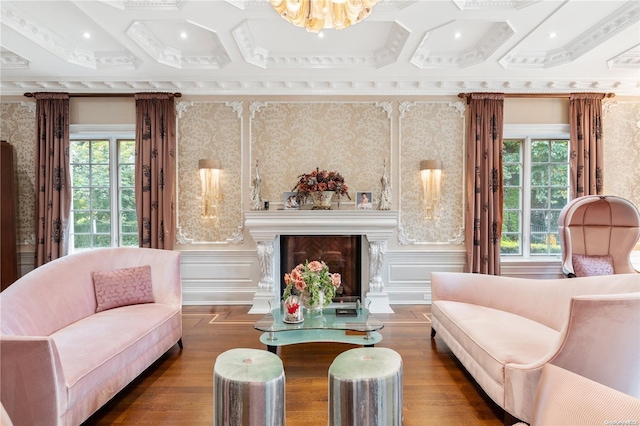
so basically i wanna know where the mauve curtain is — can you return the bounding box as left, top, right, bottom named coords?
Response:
left=34, top=93, right=71, bottom=267
left=135, top=93, right=176, bottom=250
left=569, top=93, right=605, bottom=198
left=465, top=93, right=504, bottom=275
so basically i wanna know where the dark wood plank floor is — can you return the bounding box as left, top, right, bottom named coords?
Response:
left=82, top=305, right=504, bottom=425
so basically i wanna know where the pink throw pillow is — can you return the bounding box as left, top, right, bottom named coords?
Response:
left=572, top=254, right=614, bottom=277
left=92, top=265, right=155, bottom=312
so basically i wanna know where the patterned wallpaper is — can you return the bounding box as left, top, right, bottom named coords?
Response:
left=176, top=101, right=243, bottom=243
left=2, top=98, right=639, bottom=250
left=250, top=102, right=392, bottom=208
left=0, top=102, right=36, bottom=246
left=603, top=101, right=640, bottom=209
left=398, top=101, right=466, bottom=244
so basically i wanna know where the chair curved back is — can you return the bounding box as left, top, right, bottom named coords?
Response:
left=558, top=195, right=640, bottom=277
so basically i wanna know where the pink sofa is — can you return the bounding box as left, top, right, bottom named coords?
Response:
left=430, top=272, right=640, bottom=424
left=0, top=247, right=182, bottom=426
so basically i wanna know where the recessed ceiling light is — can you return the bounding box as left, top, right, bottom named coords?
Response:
left=454, top=32, right=462, bottom=39
left=180, top=31, right=188, bottom=39
left=549, top=32, right=557, bottom=38
left=318, top=31, right=324, bottom=38
left=82, top=31, right=91, bottom=39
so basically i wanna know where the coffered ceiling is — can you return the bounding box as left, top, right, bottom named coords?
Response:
left=1, top=0, right=639, bottom=96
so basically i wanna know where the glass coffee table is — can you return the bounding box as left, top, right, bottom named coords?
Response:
left=254, top=306, right=383, bottom=354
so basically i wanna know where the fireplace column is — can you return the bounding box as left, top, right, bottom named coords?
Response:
left=365, top=239, right=393, bottom=313
left=249, top=239, right=278, bottom=314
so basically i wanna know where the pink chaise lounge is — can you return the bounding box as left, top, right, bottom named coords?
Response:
left=0, top=247, right=182, bottom=425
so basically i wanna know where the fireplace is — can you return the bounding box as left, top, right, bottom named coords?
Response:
left=280, top=235, right=362, bottom=302
left=244, top=210, right=397, bottom=313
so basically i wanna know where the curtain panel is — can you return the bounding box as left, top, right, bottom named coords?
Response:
left=464, top=93, right=504, bottom=275
left=34, top=93, right=71, bottom=267
left=569, top=93, right=605, bottom=198
left=134, top=93, right=177, bottom=250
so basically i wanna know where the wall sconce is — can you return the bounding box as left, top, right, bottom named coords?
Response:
left=199, top=158, right=221, bottom=219
left=420, top=160, right=442, bottom=219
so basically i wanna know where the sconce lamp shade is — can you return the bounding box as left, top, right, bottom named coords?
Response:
left=420, top=160, right=442, bottom=171
left=199, top=158, right=221, bottom=170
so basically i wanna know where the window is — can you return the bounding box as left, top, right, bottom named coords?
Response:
left=69, top=129, right=138, bottom=252
left=501, top=125, right=570, bottom=257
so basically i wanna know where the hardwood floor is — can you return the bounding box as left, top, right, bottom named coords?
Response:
left=83, top=305, right=504, bottom=425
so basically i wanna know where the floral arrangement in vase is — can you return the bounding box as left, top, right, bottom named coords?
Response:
left=292, top=168, right=351, bottom=200
left=283, top=260, right=341, bottom=311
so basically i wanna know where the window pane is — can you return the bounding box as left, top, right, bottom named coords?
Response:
left=503, top=140, right=521, bottom=162
left=91, top=165, right=110, bottom=186
left=71, top=141, right=90, bottom=163
left=550, top=164, right=568, bottom=186
left=91, top=188, right=111, bottom=210
left=121, top=234, right=138, bottom=247
left=73, top=234, right=91, bottom=249
left=121, top=211, right=138, bottom=233
left=503, top=187, right=520, bottom=209
left=93, top=235, right=111, bottom=248
left=92, top=141, right=109, bottom=164
left=503, top=164, right=521, bottom=186
left=73, top=212, right=91, bottom=233
left=549, top=233, right=561, bottom=254
left=503, top=210, right=520, bottom=233
left=549, top=210, right=561, bottom=230
left=95, top=212, right=111, bottom=233
left=530, top=233, right=548, bottom=254
left=72, top=164, right=90, bottom=187
left=530, top=210, right=548, bottom=233
left=73, top=188, right=90, bottom=210
left=501, top=234, right=520, bottom=254
left=120, top=188, right=136, bottom=210
left=550, top=141, right=568, bottom=162
left=120, top=164, right=134, bottom=187
left=531, top=187, right=549, bottom=209
left=531, top=141, right=549, bottom=162
left=531, top=164, right=549, bottom=186
left=550, top=188, right=568, bottom=209
left=119, top=141, right=136, bottom=163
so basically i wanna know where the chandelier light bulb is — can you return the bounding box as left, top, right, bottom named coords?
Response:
left=270, top=0, right=379, bottom=32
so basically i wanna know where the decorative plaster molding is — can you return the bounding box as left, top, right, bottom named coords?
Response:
left=412, top=21, right=515, bottom=69
left=99, top=0, right=187, bottom=10
left=1, top=2, right=139, bottom=70
left=607, top=44, right=640, bottom=69
left=249, top=101, right=266, bottom=119
left=226, top=101, right=243, bottom=118
left=448, top=227, right=465, bottom=245
left=1, top=78, right=638, bottom=96
left=449, top=101, right=466, bottom=118
left=0, top=51, right=29, bottom=69
left=175, top=101, right=194, bottom=118
left=19, top=101, right=36, bottom=115
left=500, top=1, right=640, bottom=69
left=376, top=101, right=393, bottom=119
left=397, top=225, right=417, bottom=245
left=126, top=20, right=230, bottom=69
left=227, top=226, right=244, bottom=244
left=232, top=20, right=410, bottom=69
left=19, top=233, right=36, bottom=246
left=452, top=0, right=540, bottom=10
left=398, top=101, right=414, bottom=118
left=175, top=226, right=194, bottom=245
left=602, top=100, right=619, bottom=118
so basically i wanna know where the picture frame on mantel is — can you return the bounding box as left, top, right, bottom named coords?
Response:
left=356, top=192, right=373, bottom=210
left=283, top=192, right=300, bottom=210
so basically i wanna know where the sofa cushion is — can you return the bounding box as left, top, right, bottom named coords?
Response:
left=572, top=254, right=614, bottom=277
left=92, top=265, right=154, bottom=312
left=433, top=301, right=559, bottom=387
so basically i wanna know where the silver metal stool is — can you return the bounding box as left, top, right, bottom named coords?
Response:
left=213, top=348, right=285, bottom=426
left=328, top=347, right=403, bottom=426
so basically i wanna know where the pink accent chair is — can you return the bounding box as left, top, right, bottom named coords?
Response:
left=514, top=364, right=640, bottom=426
left=558, top=195, right=640, bottom=277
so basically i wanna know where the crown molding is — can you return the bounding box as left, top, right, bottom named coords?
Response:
left=500, top=1, right=640, bottom=69
left=233, top=20, right=410, bottom=69
left=3, top=78, right=638, bottom=96
left=411, top=21, right=514, bottom=69
left=98, top=0, right=187, bottom=10
left=0, top=2, right=139, bottom=70
left=453, top=0, right=541, bottom=10
left=126, top=21, right=231, bottom=69
left=608, top=43, right=640, bottom=69
left=0, top=51, right=29, bottom=69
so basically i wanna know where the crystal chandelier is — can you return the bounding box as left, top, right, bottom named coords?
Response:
left=269, top=0, right=379, bottom=32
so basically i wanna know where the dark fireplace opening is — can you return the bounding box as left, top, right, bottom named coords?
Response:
left=280, top=235, right=361, bottom=303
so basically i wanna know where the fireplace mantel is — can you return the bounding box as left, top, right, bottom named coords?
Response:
left=244, top=210, right=398, bottom=314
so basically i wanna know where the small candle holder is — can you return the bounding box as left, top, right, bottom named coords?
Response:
left=283, top=295, right=303, bottom=323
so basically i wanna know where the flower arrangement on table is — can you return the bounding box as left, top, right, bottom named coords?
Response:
left=292, top=168, right=351, bottom=201
left=283, top=260, right=342, bottom=310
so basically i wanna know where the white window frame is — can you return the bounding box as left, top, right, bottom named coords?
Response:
left=502, top=124, right=570, bottom=260
left=69, top=124, right=135, bottom=252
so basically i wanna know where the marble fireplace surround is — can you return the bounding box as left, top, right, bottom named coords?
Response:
left=244, top=210, right=398, bottom=314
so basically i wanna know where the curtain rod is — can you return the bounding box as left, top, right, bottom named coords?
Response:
left=23, top=92, right=182, bottom=98
left=458, top=93, right=615, bottom=99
